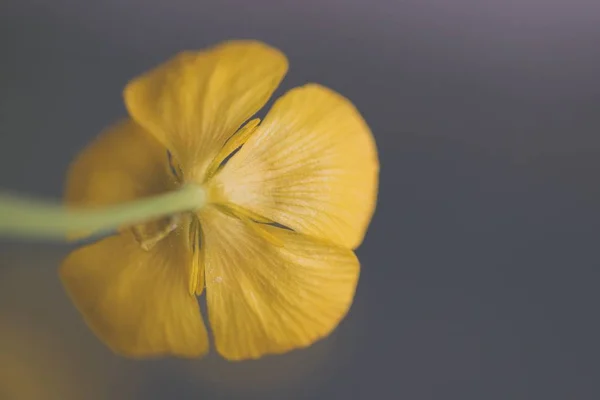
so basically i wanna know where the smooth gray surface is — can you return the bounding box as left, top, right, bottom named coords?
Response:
left=1, top=1, right=599, bottom=399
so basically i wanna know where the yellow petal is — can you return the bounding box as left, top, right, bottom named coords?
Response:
left=60, top=225, right=209, bottom=358
left=211, top=84, right=379, bottom=249
left=65, top=118, right=176, bottom=208
left=124, top=41, right=288, bottom=182
left=64, top=119, right=176, bottom=240
left=200, top=207, right=359, bottom=360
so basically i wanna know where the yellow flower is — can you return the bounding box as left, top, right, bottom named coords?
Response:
left=60, top=40, right=379, bottom=360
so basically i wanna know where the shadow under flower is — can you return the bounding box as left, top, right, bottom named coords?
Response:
left=0, top=244, right=142, bottom=400
left=175, top=291, right=369, bottom=399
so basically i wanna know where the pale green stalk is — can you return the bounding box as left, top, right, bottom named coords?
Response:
left=0, top=184, right=206, bottom=241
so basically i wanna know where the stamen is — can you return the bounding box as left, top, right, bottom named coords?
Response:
left=262, top=221, right=294, bottom=231
left=131, top=214, right=180, bottom=251
left=205, top=118, right=260, bottom=180
left=188, top=217, right=204, bottom=295
left=214, top=203, right=288, bottom=248
left=167, top=150, right=183, bottom=181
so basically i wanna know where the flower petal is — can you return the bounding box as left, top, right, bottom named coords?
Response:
left=60, top=226, right=208, bottom=358
left=124, top=40, right=288, bottom=181
left=200, top=207, right=359, bottom=360
left=65, top=118, right=176, bottom=208
left=212, top=84, right=379, bottom=249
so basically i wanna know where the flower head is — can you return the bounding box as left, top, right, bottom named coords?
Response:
left=61, top=40, right=379, bottom=360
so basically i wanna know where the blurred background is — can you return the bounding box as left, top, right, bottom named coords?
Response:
left=1, top=0, right=599, bottom=399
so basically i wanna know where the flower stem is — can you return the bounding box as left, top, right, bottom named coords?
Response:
left=0, top=184, right=206, bottom=241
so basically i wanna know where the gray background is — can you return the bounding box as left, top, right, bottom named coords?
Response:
left=1, top=1, right=599, bottom=399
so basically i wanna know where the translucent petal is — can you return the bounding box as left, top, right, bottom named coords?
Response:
left=65, top=118, right=176, bottom=207
left=124, top=40, right=288, bottom=182
left=64, top=118, right=176, bottom=241
left=211, top=84, right=379, bottom=249
left=200, top=207, right=359, bottom=360
left=60, top=225, right=209, bottom=358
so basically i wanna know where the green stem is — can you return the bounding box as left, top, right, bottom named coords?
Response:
left=0, top=184, right=206, bottom=241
